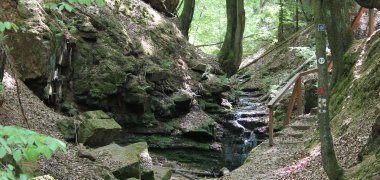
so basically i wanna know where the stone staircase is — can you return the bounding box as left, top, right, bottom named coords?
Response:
left=221, top=115, right=319, bottom=180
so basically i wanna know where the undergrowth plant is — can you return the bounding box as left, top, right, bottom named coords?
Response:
left=0, top=126, right=66, bottom=179
left=45, top=0, right=106, bottom=12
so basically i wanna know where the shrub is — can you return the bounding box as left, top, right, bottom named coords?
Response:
left=0, top=126, right=66, bottom=179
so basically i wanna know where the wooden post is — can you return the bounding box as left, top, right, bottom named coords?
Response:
left=369, top=8, right=375, bottom=36
left=284, top=78, right=301, bottom=126
left=296, top=77, right=303, bottom=116
left=268, top=108, right=274, bottom=146
left=351, top=7, right=366, bottom=31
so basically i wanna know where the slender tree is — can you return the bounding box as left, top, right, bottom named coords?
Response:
left=277, top=0, right=285, bottom=42
left=0, top=45, right=5, bottom=81
left=326, top=1, right=353, bottom=86
left=218, top=0, right=245, bottom=76
left=179, top=0, right=195, bottom=39
left=313, top=0, right=344, bottom=179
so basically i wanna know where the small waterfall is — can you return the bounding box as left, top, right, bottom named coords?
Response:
left=222, top=90, right=268, bottom=170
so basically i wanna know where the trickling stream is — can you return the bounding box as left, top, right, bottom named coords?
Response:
left=222, top=90, right=269, bottom=170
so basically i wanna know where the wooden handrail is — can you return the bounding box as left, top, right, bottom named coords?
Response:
left=351, top=7, right=366, bottom=31
left=268, top=73, right=301, bottom=108
left=267, top=61, right=333, bottom=146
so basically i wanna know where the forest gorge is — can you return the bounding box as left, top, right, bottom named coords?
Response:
left=0, top=0, right=379, bottom=179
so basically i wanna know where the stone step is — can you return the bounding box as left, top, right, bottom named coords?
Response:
left=239, top=97, right=260, bottom=103
left=237, top=117, right=268, bottom=130
left=236, top=111, right=268, bottom=118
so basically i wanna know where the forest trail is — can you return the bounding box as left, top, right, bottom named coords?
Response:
left=221, top=115, right=320, bottom=180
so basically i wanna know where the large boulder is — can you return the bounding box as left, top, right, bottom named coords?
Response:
left=77, top=110, right=122, bottom=147
left=92, top=142, right=152, bottom=179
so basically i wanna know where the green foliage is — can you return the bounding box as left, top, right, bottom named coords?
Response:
left=0, top=22, right=18, bottom=33
left=46, top=0, right=105, bottom=12
left=183, top=0, right=312, bottom=56
left=185, top=0, right=280, bottom=55
left=0, top=82, right=4, bottom=93
left=0, top=126, right=66, bottom=179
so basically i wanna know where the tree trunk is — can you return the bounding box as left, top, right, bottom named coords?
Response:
left=313, top=0, right=344, bottom=179
left=326, top=1, right=353, bottom=86
left=295, top=0, right=299, bottom=31
left=165, top=0, right=180, bottom=14
left=278, top=0, right=285, bottom=42
left=179, top=0, right=195, bottom=39
left=218, top=0, right=245, bottom=76
left=0, top=44, right=5, bottom=82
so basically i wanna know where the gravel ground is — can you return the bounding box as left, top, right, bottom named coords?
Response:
left=0, top=71, right=106, bottom=179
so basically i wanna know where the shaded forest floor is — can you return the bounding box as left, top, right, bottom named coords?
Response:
left=0, top=71, right=109, bottom=179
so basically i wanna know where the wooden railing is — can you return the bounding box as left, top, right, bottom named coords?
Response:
left=267, top=62, right=333, bottom=146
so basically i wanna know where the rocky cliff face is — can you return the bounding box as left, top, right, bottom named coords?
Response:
left=1, top=0, right=231, bottom=170
left=1, top=0, right=226, bottom=127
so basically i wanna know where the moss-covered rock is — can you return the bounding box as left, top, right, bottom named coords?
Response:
left=77, top=110, right=122, bottom=147
left=201, top=75, right=230, bottom=96
left=171, top=92, right=193, bottom=112
left=92, top=142, right=149, bottom=179
left=153, top=166, right=172, bottom=180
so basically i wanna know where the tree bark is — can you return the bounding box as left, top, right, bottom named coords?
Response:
left=313, top=0, right=344, bottom=179
left=0, top=45, right=5, bottom=82
left=165, top=0, right=180, bottom=14
left=295, top=0, right=299, bottom=31
left=278, top=0, right=285, bottom=42
left=218, top=0, right=245, bottom=76
left=179, top=0, right=195, bottom=40
left=326, top=1, right=353, bottom=86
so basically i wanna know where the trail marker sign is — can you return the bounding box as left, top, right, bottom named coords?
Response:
left=318, top=24, right=326, bottom=31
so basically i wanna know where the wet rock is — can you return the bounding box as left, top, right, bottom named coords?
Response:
left=219, top=167, right=230, bottom=176
left=237, top=117, right=267, bottom=130
left=92, top=142, right=149, bottom=179
left=223, top=121, right=245, bottom=134
left=77, top=110, right=122, bottom=147
left=226, top=111, right=268, bottom=119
